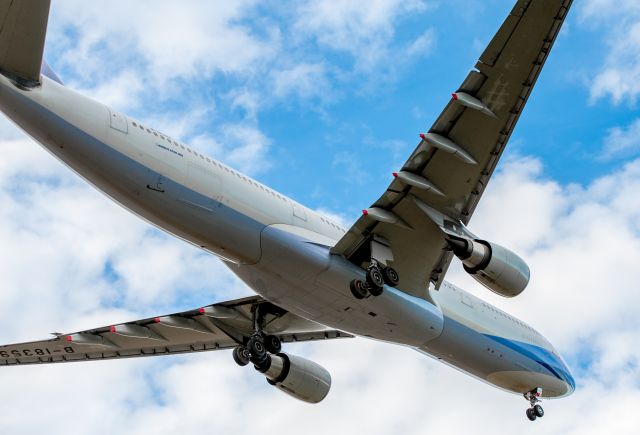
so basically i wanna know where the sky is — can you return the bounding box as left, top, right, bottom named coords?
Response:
left=1, top=0, right=640, bottom=433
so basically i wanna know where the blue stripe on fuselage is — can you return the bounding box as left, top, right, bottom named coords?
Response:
left=484, top=334, right=576, bottom=391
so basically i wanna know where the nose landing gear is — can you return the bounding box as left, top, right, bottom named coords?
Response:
left=524, top=388, right=544, bottom=421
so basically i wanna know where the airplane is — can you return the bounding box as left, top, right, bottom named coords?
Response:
left=0, top=0, right=574, bottom=422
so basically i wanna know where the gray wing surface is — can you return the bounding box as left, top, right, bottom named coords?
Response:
left=331, top=0, right=573, bottom=298
left=0, top=0, right=51, bottom=84
left=0, top=296, right=351, bottom=366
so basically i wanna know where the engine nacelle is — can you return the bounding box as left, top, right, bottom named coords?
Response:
left=259, top=353, right=331, bottom=404
left=448, top=238, right=530, bottom=297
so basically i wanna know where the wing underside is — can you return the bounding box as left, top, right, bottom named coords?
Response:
left=332, top=0, right=573, bottom=298
left=0, top=0, right=51, bottom=85
left=0, top=296, right=351, bottom=366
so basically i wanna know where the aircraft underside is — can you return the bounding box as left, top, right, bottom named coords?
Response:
left=0, top=0, right=575, bottom=422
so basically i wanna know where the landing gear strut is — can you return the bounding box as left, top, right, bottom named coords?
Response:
left=232, top=304, right=283, bottom=368
left=524, top=387, right=544, bottom=421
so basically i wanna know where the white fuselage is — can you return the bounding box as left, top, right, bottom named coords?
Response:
left=0, top=75, right=574, bottom=399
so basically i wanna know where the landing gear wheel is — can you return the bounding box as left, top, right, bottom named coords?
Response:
left=533, top=404, right=544, bottom=418
left=350, top=279, right=369, bottom=299
left=382, top=267, right=400, bottom=287
left=526, top=408, right=537, bottom=421
left=366, top=267, right=385, bottom=289
left=232, top=346, right=250, bottom=366
left=365, top=267, right=384, bottom=296
left=264, top=334, right=282, bottom=354
left=368, top=281, right=384, bottom=297
left=248, top=336, right=267, bottom=363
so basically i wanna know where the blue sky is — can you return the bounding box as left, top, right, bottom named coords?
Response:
left=44, top=0, right=638, bottom=214
left=1, top=1, right=640, bottom=433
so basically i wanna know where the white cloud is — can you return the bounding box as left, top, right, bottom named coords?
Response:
left=294, top=0, right=435, bottom=73
left=581, top=0, right=640, bottom=22
left=191, top=124, right=271, bottom=176
left=581, top=1, right=640, bottom=104
left=227, top=88, right=261, bottom=121
left=222, top=124, right=272, bottom=175
left=404, top=29, right=436, bottom=58
left=452, top=156, right=640, bottom=352
left=45, top=1, right=279, bottom=176
left=273, top=63, right=332, bottom=102
left=600, top=118, right=640, bottom=159
left=49, top=0, right=278, bottom=90
left=0, top=125, right=246, bottom=339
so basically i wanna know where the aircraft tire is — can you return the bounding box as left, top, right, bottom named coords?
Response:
left=382, top=267, right=399, bottom=287
left=233, top=346, right=251, bottom=366
left=248, top=336, right=268, bottom=362
left=368, top=282, right=384, bottom=297
left=526, top=408, right=537, bottom=421
left=366, top=267, right=385, bottom=290
left=350, top=279, right=369, bottom=299
left=265, top=334, right=282, bottom=354
left=533, top=404, right=544, bottom=418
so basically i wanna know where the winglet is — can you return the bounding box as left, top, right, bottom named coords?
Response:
left=0, top=0, right=52, bottom=86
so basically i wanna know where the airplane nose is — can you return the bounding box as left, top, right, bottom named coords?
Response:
left=558, top=356, right=576, bottom=396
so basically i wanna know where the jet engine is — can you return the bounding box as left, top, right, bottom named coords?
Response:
left=448, top=238, right=530, bottom=297
left=257, top=353, right=331, bottom=403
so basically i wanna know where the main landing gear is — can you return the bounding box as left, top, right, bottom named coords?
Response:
left=232, top=303, right=283, bottom=369
left=347, top=235, right=400, bottom=300
left=232, top=332, right=282, bottom=367
left=524, top=387, right=545, bottom=421
left=349, top=264, right=400, bottom=300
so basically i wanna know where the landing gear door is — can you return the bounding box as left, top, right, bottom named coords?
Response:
left=109, top=109, right=128, bottom=134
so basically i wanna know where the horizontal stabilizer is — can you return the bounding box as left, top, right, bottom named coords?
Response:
left=0, top=0, right=51, bottom=85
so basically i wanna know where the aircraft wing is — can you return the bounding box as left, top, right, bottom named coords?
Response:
left=0, top=296, right=351, bottom=366
left=0, top=0, right=51, bottom=85
left=331, top=0, right=573, bottom=298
